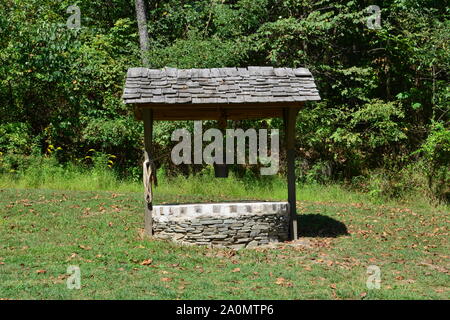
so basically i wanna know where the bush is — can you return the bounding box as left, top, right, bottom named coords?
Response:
left=0, top=122, right=38, bottom=155
left=415, top=122, right=450, bottom=202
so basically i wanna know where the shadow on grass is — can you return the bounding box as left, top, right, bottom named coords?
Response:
left=298, top=214, right=348, bottom=237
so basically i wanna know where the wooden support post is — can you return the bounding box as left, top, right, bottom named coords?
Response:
left=215, top=113, right=229, bottom=178
left=284, top=108, right=299, bottom=240
left=143, top=108, right=153, bottom=236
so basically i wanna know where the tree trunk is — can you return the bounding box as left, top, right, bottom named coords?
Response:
left=135, top=0, right=150, bottom=66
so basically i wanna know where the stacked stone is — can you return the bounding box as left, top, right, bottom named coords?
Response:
left=152, top=202, right=289, bottom=249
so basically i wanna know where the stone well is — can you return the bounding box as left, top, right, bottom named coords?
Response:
left=152, top=202, right=289, bottom=249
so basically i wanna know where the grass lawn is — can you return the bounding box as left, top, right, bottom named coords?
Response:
left=0, top=187, right=448, bottom=299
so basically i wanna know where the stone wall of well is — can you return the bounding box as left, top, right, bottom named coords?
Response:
left=152, top=202, right=289, bottom=249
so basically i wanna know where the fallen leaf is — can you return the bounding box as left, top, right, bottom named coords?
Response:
left=140, top=259, right=153, bottom=266
left=68, top=253, right=77, bottom=259
left=275, top=277, right=293, bottom=287
left=232, top=268, right=240, bottom=273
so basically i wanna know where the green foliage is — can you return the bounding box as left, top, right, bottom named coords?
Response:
left=415, top=122, right=450, bottom=202
left=0, top=122, right=38, bottom=155
left=82, top=118, right=142, bottom=149
left=0, top=0, right=448, bottom=203
left=419, top=122, right=450, bottom=168
left=147, top=32, right=249, bottom=68
left=333, top=100, right=407, bottom=150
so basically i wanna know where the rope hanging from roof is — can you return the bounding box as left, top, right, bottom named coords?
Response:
left=143, top=156, right=157, bottom=206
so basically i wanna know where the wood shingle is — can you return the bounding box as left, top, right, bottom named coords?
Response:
left=123, top=66, right=320, bottom=105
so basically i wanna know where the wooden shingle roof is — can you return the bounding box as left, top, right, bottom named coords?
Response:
left=123, top=66, right=320, bottom=105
